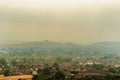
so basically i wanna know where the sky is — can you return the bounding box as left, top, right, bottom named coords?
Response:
left=0, top=0, right=120, bottom=44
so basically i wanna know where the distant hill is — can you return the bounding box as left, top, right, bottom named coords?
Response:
left=90, top=41, right=120, bottom=47
left=0, top=41, right=120, bottom=56
left=0, top=42, right=81, bottom=48
left=85, top=41, right=120, bottom=55
left=1, top=41, right=120, bottom=48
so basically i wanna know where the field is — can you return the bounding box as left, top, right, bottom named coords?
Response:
left=0, top=75, right=32, bottom=80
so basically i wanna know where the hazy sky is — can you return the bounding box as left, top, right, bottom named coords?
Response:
left=0, top=0, right=120, bottom=44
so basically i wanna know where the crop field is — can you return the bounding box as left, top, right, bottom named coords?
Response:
left=0, top=75, right=33, bottom=80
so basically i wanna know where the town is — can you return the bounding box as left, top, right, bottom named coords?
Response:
left=0, top=42, right=120, bottom=80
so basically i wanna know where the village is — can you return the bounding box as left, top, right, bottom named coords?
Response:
left=0, top=55, right=120, bottom=80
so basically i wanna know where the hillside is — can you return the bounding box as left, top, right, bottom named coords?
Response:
left=0, top=41, right=120, bottom=57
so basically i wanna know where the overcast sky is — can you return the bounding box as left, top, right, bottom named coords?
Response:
left=0, top=0, right=120, bottom=44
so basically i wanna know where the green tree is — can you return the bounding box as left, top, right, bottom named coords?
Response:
left=11, top=59, right=17, bottom=66
left=54, top=71, right=65, bottom=80
left=108, top=67, right=116, bottom=73
left=32, top=75, right=39, bottom=80
left=43, top=68, right=51, bottom=75
left=92, top=64, right=104, bottom=70
left=0, top=58, right=7, bottom=66
left=3, top=70, right=10, bottom=76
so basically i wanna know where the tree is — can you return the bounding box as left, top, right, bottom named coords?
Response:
left=92, top=64, right=104, bottom=70
left=43, top=68, right=51, bottom=75
left=0, top=58, right=7, bottom=66
left=108, top=67, right=116, bottom=73
left=54, top=71, right=65, bottom=80
left=3, top=70, right=10, bottom=76
left=11, top=59, right=17, bottom=66
left=32, top=75, right=39, bottom=80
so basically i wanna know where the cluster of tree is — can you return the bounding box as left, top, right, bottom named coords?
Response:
left=32, top=68, right=65, bottom=80
left=0, top=58, right=7, bottom=67
left=32, top=68, right=120, bottom=80
left=79, top=74, right=120, bottom=80
left=92, top=64, right=104, bottom=70
left=108, top=67, right=120, bottom=74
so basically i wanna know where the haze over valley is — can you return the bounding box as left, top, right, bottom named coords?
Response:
left=0, top=0, right=120, bottom=80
